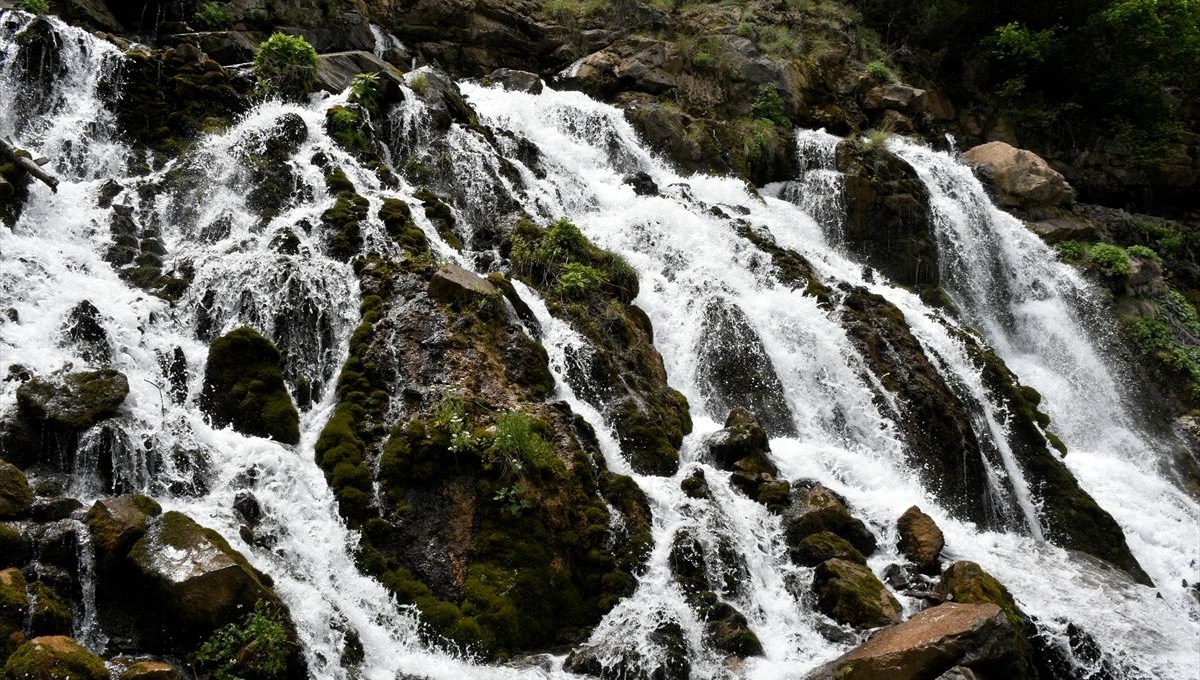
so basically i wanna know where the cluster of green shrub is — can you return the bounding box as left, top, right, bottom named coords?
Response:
left=194, top=601, right=290, bottom=680
left=854, top=0, right=1200, bottom=163
left=253, top=33, right=318, bottom=100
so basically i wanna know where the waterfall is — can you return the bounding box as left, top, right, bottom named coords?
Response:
left=1, top=9, right=1197, bottom=679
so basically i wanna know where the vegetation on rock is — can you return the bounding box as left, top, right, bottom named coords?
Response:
left=253, top=33, right=318, bottom=100
left=199, top=327, right=300, bottom=445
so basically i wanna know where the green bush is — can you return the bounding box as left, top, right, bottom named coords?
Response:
left=555, top=262, right=605, bottom=300
left=19, top=0, right=49, bottom=13
left=195, top=601, right=291, bottom=680
left=488, top=410, right=561, bottom=478
left=254, top=33, right=318, bottom=100
left=865, top=60, right=893, bottom=80
left=1127, top=244, right=1160, bottom=262
left=750, top=84, right=791, bottom=127
left=1087, top=243, right=1132, bottom=277
left=194, top=2, right=234, bottom=29
left=349, top=72, right=380, bottom=109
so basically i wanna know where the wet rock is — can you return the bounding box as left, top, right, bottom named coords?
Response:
left=0, top=462, right=33, bottom=519
left=0, top=524, right=31, bottom=567
left=837, top=141, right=937, bottom=287
left=812, top=558, right=902, bottom=629
left=623, top=171, right=658, bottom=196
left=85, top=494, right=162, bottom=565
left=30, top=497, right=83, bottom=522
left=897, top=506, right=945, bottom=574
left=486, top=68, right=543, bottom=95
left=695, top=298, right=796, bottom=437
left=964, top=142, right=1074, bottom=209
left=404, top=67, right=479, bottom=132
left=26, top=582, right=72, bottom=637
left=315, top=51, right=407, bottom=103
left=159, top=347, right=188, bottom=406
left=792, top=531, right=867, bottom=567
left=233, top=491, right=262, bottom=527
left=115, top=658, right=182, bottom=680
left=16, top=369, right=129, bottom=431
left=564, top=620, right=691, bottom=680
left=934, top=561, right=1031, bottom=676
left=704, top=407, right=785, bottom=505
left=0, top=568, right=29, bottom=659
left=428, top=264, right=499, bottom=305
left=936, top=668, right=980, bottom=680
left=1026, top=215, right=1096, bottom=243
left=199, top=327, right=300, bottom=445
left=783, top=481, right=878, bottom=557
left=806, top=603, right=1020, bottom=680
left=185, top=31, right=258, bottom=66
left=61, top=300, right=111, bottom=366
left=680, top=468, right=710, bottom=499
left=1, top=635, right=108, bottom=680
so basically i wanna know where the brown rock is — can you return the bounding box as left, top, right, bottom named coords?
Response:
left=117, top=659, right=182, bottom=680
left=964, top=142, right=1074, bottom=209
left=427, top=264, right=498, bottom=305
left=84, top=494, right=162, bottom=563
left=0, top=462, right=32, bottom=519
left=811, top=558, right=902, bottom=629
left=897, top=506, right=945, bottom=574
left=806, top=603, right=1020, bottom=680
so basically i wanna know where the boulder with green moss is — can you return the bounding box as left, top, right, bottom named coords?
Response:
left=84, top=494, right=162, bottom=567
left=812, top=558, right=902, bottom=629
left=1, top=636, right=107, bottom=680
left=792, top=531, right=867, bottom=567
left=935, top=561, right=1031, bottom=676
left=0, top=568, right=29, bottom=659
left=16, top=369, right=129, bottom=431
left=199, top=327, right=300, bottom=445
left=0, top=462, right=32, bottom=519
left=782, top=481, right=878, bottom=559
left=26, top=582, right=72, bottom=638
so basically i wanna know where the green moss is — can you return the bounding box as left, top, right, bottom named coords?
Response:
left=194, top=600, right=290, bottom=680
left=936, top=561, right=1030, bottom=678
left=0, top=524, right=30, bottom=567
left=791, top=531, right=867, bottom=567
left=322, top=185, right=369, bottom=262
left=378, top=198, right=429, bottom=256
left=199, top=327, right=300, bottom=445
left=0, top=568, right=28, bottom=659
left=27, top=582, right=72, bottom=637
left=2, top=636, right=108, bottom=680
left=811, top=558, right=901, bottom=629
left=325, top=106, right=375, bottom=159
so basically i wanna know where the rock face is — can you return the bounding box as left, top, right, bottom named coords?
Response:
left=1, top=636, right=108, bottom=680
left=964, top=142, right=1074, bottom=210
left=897, top=506, right=945, bottom=574
left=0, top=463, right=32, bottom=519
left=199, top=327, right=300, bottom=445
left=694, top=298, right=796, bottom=437
left=837, top=141, right=938, bottom=287
left=812, top=558, right=902, bottom=629
left=806, top=603, right=1022, bottom=680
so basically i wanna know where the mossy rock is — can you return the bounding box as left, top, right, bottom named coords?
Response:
left=116, top=659, right=181, bottom=680
left=199, top=327, right=300, bottom=445
left=936, top=561, right=1031, bottom=678
left=0, top=568, right=29, bottom=660
left=0, top=462, right=32, bottom=519
left=791, top=531, right=867, bottom=567
left=783, top=483, right=878, bottom=557
left=1, top=636, right=107, bottom=680
left=811, top=558, right=902, bottom=629
left=16, top=370, right=129, bottom=431
left=27, top=582, right=72, bottom=637
left=0, top=524, right=31, bottom=567
left=84, top=494, right=161, bottom=565
left=379, top=198, right=428, bottom=256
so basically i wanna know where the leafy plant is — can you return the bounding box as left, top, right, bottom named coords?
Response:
left=194, top=2, right=234, bottom=29
left=195, top=601, right=291, bottom=680
left=865, top=60, right=893, bottom=80
left=488, top=409, right=561, bottom=477
left=19, top=0, right=49, bottom=13
left=349, top=72, right=380, bottom=109
left=493, top=484, right=532, bottom=517
left=254, top=33, right=318, bottom=100
left=1127, top=244, right=1160, bottom=262
left=751, top=84, right=791, bottom=127
left=1087, top=242, right=1132, bottom=277
left=692, top=51, right=714, bottom=68
left=435, top=393, right=478, bottom=454
left=555, top=262, right=605, bottom=300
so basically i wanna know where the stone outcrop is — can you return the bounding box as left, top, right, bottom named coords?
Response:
left=964, top=142, right=1074, bottom=210
left=199, top=327, right=300, bottom=445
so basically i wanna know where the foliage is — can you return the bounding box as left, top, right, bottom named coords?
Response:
left=493, top=484, right=532, bottom=517
left=349, top=72, right=381, bottom=109
left=195, top=600, right=291, bottom=680
left=409, top=74, right=430, bottom=95
left=1056, top=240, right=1131, bottom=276
left=555, top=262, right=605, bottom=300
left=19, top=0, right=49, bottom=14
left=1127, top=244, right=1160, bottom=262
left=436, top=393, right=480, bottom=454
left=750, top=84, right=791, bottom=127
left=865, top=60, right=893, bottom=80
left=254, top=33, right=318, bottom=100
left=487, top=410, right=562, bottom=478
left=195, top=2, right=235, bottom=29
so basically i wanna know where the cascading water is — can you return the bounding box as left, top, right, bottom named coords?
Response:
left=2, top=8, right=1197, bottom=680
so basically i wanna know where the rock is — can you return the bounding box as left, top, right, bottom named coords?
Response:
left=30, top=497, right=83, bottom=522
left=695, top=298, right=796, bottom=437
left=404, top=67, right=478, bottom=131
left=897, top=506, right=945, bottom=574
left=1, top=636, right=108, bottom=680
left=0, top=524, right=31, bottom=567
left=315, top=51, right=406, bottom=103
left=428, top=264, right=498, bottom=305
left=486, top=68, right=543, bottom=94
left=837, top=141, right=938, bottom=287
left=964, top=142, right=1074, bottom=209
left=782, top=481, right=877, bottom=557
left=16, top=369, right=129, bottom=431
left=704, top=407, right=783, bottom=504
left=233, top=491, right=262, bottom=527
left=936, top=668, right=981, bottom=680
left=559, top=37, right=685, bottom=98
left=60, top=300, right=111, bottom=366
left=84, top=494, right=162, bottom=564
left=184, top=31, right=259, bottom=66
left=811, top=558, right=902, bottom=629
left=805, top=603, right=1020, bottom=680
left=199, top=327, right=300, bottom=445
left=115, top=659, right=181, bottom=680
left=1026, top=215, right=1096, bottom=243
left=934, top=561, right=1030, bottom=676
left=680, top=468, right=710, bottom=499
left=792, top=531, right=867, bottom=567
left=0, top=568, right=29, bottom=659
left=564, top=620, right=690, bottom=680
left=126, top=511, right=279, bottom=648
left=623, top=170, right=658, bottom=196
left=0, top=462, right=32, bottom=519
left=26, top=582, right=72, bottom=637
left=863, top=83, right=929, bottom=114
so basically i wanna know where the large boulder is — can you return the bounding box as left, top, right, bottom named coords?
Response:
left=862, top=82, right=929, bottom=115
left=935, top=561, right=1029, bottom=674
left=703, top=407, right=784, bottom=506
left=782, top=481, right=877, bottom=557
left=792, top=531, right=867, bottom=567
left=805, top=603, right=1022, bottom=680
left=427, top=264, right=498, bottom=305
left=84, top=494, right=162, bottom=566
left=963, top=142, right=1074, bottom=210
left=1, top=636, right=108, bottom=680
left=199, top=327, right=300, bottom=445
left=16, top=369, right=129, bottom=431
left=812, top=559, right=902, bottom=629
left=897, top=506, right=945, bottom=574
left=314, top=51, right=406, bottom=103
left=0, top=462, right=32, bottom=519
left=694, top=298, right=796, bottom=437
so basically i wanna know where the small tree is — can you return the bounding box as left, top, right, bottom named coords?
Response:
left=254, top=33, right=318, bottom=100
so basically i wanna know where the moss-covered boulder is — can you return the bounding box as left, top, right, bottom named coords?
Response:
left=668, top=530, right=762, bottom=660
left=0, top=568, right=29, bottom=660
left=1, top=636, right=107, bottom=680
left=16, top=370, right=129, bottom=431
left=782, top=481, right=878, bottom=559
left=27, top=582, right=72, bottom=638
left=199, top=327, right=300, bottom=445
left=84, top=494, right=162, bottom=566
left=0, top=462, right=33, bottom=519
left=897, top=506, right=945, bottom=574
left=704, top=407, right=784, bottom=506
left=792, top=531, right=867, bottom=567
left=0, top=524, right=31, bottom=568
left=811, top=558, right=902, bottom=629
left=935, top=561, right=1030, bottom=677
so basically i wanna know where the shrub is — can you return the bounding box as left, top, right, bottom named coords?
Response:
left=194, top=2, right=234, bottom=29
left=195, top=601, right=291, bottom=680
left=1127, top=244, right=1160, bottom=262
left=488, top=410, right=561, bottom=477
left=349, top=72, right=380, bottom=109
left=19, top=0, right=49, bottom=13
left=865, top=60, right=893, bottom=80
left=692, top=51, right=714, bottom=68
left=1087, top=242, right=1131, bottom=277
left=751, top=84, right=791, bottom=127
left=254, top=33, right=318, bottom=100
left=556, top=262, right=605, bottom=300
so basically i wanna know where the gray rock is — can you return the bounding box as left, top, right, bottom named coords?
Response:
left=487, top=68, right=543, bottom=94
left=16, top=369, right=129, bottom=431
left=428, top=264, right=497, bottom=304
left=315, top=51, right=406, bottom=102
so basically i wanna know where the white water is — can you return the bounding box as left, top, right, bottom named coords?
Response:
left=1, top=10, right=1197, bottom=680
